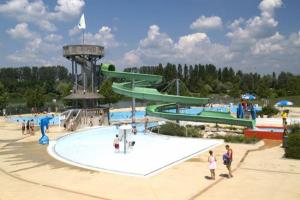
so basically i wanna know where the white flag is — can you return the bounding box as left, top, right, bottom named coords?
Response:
left=78, top=13, right=86, bottom=29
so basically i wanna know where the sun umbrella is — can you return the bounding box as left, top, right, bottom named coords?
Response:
left=241, top=94, right=256, bottom=100
left=275, top=100, right=293, bottom=107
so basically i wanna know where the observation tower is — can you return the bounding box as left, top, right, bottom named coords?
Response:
left=63, top=44, right=104, bottom=108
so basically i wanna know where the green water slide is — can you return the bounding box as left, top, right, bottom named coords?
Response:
left=101, top=64, right=255, bottom=128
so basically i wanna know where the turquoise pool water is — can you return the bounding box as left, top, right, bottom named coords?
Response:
left=7, top=115, right=60, bottom=125
left=110, top=105, right=261, bottom=120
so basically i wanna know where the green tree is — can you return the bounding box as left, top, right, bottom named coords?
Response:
left=0, top=82, right=8, bottom=110
left=256, top=76, right=272, bottom=98
left=99, top=79, right=122, bottom=105
left=25, top=86, right=45, bottom=111
left=56, top=82, right=72, bottom=97
left=229, top=84, right=241, bottom=98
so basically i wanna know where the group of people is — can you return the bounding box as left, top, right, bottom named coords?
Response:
left=21, top=120, right=35, bottom=135
left=113, top=123, right=137, bottom=153
left=208, top=145, right=233, bottom=180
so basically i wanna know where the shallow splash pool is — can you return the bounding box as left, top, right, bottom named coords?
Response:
left=48, top=126, right=223, bottom=177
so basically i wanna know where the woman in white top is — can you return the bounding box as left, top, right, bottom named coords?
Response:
left=208, top=150, right=217, bottom=180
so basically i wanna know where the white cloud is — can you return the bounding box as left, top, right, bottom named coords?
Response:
left=7, top=35, right=62, bottom=66
left=52, top=0, right=85, bottom=20
left=44, top=34, right=63, bottom=42
left=220, top=0, right=289, bottom=73
left=120, top=25, right=232, bottom=67
left=6, top=23, right=35, bottom=39
left=120, top=0, right=299, bottom=74
left=123, top=51, right=141, bottom=65
left=190, top=16, right=223, bottom=30
left=251, top=32, right=284, bottom=54
left=227, top=0, right=282, bottom=41
left=85, top=26, right=119, bottom=48
left=289, top=31, right=300, bottom=47
left=0, top=0, right=85, bottom=32
left=38, top=20, right=57, bottom=32
left=68, top=25, right=81, bottom=36
left=259, top=0, right=283, bottom=18
left=176, top=33, right=209, bottom=53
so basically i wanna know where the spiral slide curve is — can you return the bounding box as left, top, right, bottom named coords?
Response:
left=101, top=64, right=255, bottom=128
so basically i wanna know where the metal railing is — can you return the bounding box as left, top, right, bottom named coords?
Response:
left=71, top=109, right=83, bottom=131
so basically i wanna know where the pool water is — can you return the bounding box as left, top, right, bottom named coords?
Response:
left=110, top=110, right=145, bottom=120
left=49, top=126, right=223, bottom=177
left=110, top=105, right=261, bottom=120
left=7, top=115, right=60, bottom=125
left=116, top=122, right=158, bottom=132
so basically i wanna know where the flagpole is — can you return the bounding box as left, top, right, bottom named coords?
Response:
left=83, top=29, right=85, bottom=44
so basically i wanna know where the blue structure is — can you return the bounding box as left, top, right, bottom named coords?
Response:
left=237, top=103, right=244, bottom=118
left=250, top=104, right=256, bottom=120
left=39, top=116, right=53, bottom=145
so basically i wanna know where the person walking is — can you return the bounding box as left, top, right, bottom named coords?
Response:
left=223, top=145, right=233, bottom=178
left=208, top=150, right=217, bottom=180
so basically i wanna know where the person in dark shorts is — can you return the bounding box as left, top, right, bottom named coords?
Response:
left=21, top=120, right=26, bottom=135
left=113, top=134, right=120, bottom=153
left=26, top=120, right=30, bottom=134
left=223, top=145, right=233, bottom=178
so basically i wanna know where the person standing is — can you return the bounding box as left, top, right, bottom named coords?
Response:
left=26, top=120, right=30, bottom=134
left=29, top=119, right=35, bottom=135
left=132, top=125, right=137, bottom=135
left=144, top=117, right=149, bottom=133
left=21, top=120, right=26, bottom=135
left=223, top=145, right=233, bottom=178
left=208, top=150, right=217, bottom=180
left=281, top=111, right=287, bottom=126
left=113, top=134, right=120, bottom=153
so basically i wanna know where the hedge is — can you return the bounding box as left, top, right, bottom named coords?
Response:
left=285, top=126, right=300, bottom=159
left=152, top=122, right=203, bottom=138
left=211, top=135, right=259, bottom=144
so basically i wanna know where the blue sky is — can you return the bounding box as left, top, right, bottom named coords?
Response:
left=0, top=0, right=300, bottom=74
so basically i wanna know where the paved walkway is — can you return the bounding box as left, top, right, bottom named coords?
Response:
left=0, top=118, right=300, bottom=200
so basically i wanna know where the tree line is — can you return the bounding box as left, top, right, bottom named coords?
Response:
left=1, top=63, right=300, bottom=112
left=124, top=63, right=300, bottom=98
left=0, top=66, right=71, bottom=111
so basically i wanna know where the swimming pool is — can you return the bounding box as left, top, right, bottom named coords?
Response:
left=110, top=105, right=261, bottom=120
left=7, top=115, right=60, bottom=125
left=48, top=126, right=223, bottom=177
left=110, top=110, right=146, bottom=120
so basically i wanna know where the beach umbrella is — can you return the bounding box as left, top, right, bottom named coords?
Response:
left=241, top=94, right=256, bottom=100
left=275, top=100, right=293, bottom=107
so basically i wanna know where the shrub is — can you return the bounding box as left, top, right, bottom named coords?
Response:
left=285, top=124, right=300, bottom=159
left=152, top=122, right=203, bottom=138
left=288, top=123, right=300, bottom=134
left=285, top=133, right=300, bottom=159
left=257, top=106, right=279, bottom=117
left=211, top=135, right=259, bottom=144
